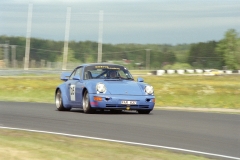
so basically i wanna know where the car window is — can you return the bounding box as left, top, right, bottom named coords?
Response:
left=75, top=67, right=83, bottom=79
left=118, top=70, right=128, bottom=78
left=69, top=67, right=83, bottom=80
left=83, top=65, right=134, bottom=80
left=69, top=70, right=76, bottom=80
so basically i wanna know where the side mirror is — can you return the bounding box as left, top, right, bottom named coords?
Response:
left=137, top=77, right=144, bottom=82
left=73, top=75, right=81, bottom=80
left=60, top=72, right=71, bottom=81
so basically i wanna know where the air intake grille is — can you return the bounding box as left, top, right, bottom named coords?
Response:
left=105, top=104, right=149, bottom=108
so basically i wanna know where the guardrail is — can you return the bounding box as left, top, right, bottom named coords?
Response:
left=154, top=69, right=240, bottom=76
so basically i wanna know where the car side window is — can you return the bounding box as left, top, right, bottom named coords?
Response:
left=69, top=70, right=76, bottom=80
left=69, top=67, right=83, bottom=80
left=118, top=70, right=127, bottom=78
left=75, top=67, right=83, bottom=79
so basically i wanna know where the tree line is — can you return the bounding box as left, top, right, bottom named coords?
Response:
left=0, top=29, right=239, bottom=70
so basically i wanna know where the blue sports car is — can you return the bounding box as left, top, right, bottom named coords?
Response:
left=55, top=63, right=155, bottom=114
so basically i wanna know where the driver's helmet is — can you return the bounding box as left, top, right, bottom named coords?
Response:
left=109, top=70, right=118, bottom=78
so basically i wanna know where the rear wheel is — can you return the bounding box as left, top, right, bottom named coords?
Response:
left=137, top=110, right=151, bottom=114
left=83, top=90, right=94, bottom=114
left=55, top=89, right=71, bottom=111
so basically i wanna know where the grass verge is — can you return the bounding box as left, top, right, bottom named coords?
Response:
left=0, top=75, right=239, bottom=109
left=0, top=129, right=213, bottom=160
left=145, top=75, right=240, bottom=109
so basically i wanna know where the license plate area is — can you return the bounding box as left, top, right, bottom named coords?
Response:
left=121, top=100, right=137, bottom=105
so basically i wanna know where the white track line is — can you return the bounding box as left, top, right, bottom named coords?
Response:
left=0, top=126, right=239, bottom=160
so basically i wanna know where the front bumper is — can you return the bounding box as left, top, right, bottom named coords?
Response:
left=89, top=94, right=155, bottom=110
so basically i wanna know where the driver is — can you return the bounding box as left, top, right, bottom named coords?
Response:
left=109, top=70, right=118, bottom=78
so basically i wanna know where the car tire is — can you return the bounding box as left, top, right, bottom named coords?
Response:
left=55, top=89, right=71, bottom=111
left=83, top=90, right=94, bottom=114
left=137, top=110, right=151, bottom=114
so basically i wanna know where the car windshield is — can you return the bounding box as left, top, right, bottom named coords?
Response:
left=83, top=65, right=134, bottom=80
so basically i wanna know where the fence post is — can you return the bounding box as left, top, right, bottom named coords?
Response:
left=41, top=59, right=45, bottom=68
left=11, top=45, right=16, bottom=68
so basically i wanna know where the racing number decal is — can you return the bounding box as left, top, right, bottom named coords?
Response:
left=70, top=85, right=76, bottom=101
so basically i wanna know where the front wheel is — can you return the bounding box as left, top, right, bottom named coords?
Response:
left=137, top=110, right=151, bottom=114
left=82, top=91, right=94, bottom=114
left=55, top=89, right=71, bottom=111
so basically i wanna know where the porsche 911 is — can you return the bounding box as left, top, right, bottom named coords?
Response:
left=55, top=63, right=155, bottom=114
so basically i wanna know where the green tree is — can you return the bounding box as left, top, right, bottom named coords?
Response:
left=216, top=29, right=240, bottom=69
left=188, top=41, right=221, bottom=69
left=57, top=48, right=80, bottom=63
left=171, top=63, right=192, bottom=70
left=85, top=54, right=95, bottom=63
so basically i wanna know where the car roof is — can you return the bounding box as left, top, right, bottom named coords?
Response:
left=77, top=63, right=125, bottom=68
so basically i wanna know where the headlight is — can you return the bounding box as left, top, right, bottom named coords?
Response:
left=96, top=83, right=106, bottom=93
left=145, top=85, right=154, bottom=95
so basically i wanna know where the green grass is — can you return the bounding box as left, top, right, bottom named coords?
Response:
left=0, top=129, right=212, bottom=160
left=0, top=77, right=59, bottom=103
left=0, top=75, right=240, bottom=109
left=147, top=75, right=240, bottom=109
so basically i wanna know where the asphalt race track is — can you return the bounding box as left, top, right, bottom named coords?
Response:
left=0, top=101, right=239, bottom=159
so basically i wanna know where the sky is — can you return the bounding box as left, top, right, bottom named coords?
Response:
left=1, top=0, right=240, bottom=45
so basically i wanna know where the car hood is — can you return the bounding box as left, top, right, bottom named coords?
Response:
left=104, top=80, right=143, bottom=95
